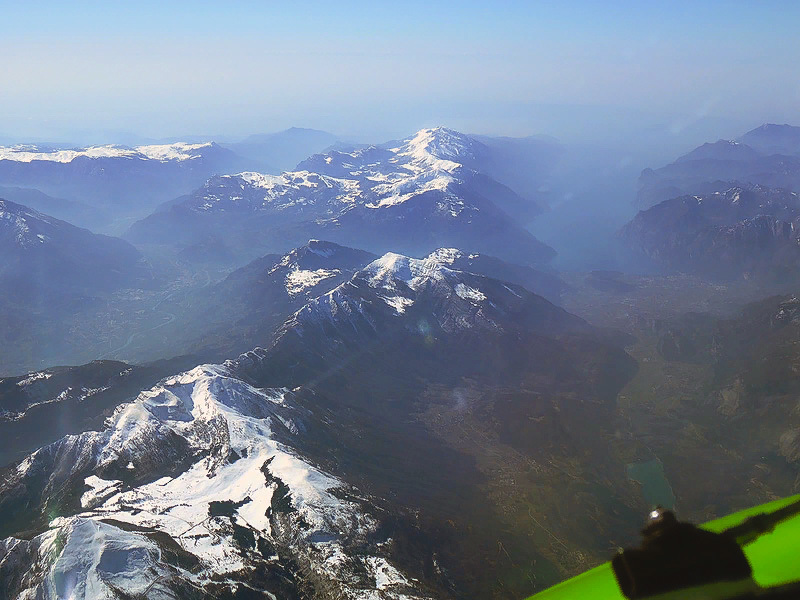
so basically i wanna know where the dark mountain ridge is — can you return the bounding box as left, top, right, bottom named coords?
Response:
left=620, top=184, right=800, bottom=280
left=0, top=198, right=150, bottom=298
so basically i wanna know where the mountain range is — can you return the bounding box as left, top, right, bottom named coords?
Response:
left=636, top=124, right=800, bottom=209
left=126, top=127, right=555, bottom=267
left=0, top=142, right=251, bottom=233
left=14, top=120, right=800, bottom=600
left=0, top=249, right=638, bottom=599
left=102, top=241, right=568, bottom=380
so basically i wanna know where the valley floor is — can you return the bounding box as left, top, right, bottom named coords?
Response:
left=563, top=271, right=800, bottom=525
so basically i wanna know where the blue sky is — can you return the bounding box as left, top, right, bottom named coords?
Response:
left=2, top=1, right=799, bottom=143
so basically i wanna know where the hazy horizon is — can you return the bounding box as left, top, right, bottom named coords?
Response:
left=3, top=1, right=799, bottom=149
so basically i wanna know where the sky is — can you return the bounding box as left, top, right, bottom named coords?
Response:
left=2, top=1, right=800, bottom=145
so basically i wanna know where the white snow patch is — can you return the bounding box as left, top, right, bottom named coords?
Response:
left=286, top=268, right=340, bottom=296
left=366, top=556, right=412, bottom=590
left=81, top=475, right=123, bottom=509
left=426, top=248, right=462, bottom=265
left=79, top=386, right=109, bottom=400
left=455, top=283, right=486, bottom=303
left=17, top=371, right=52, bottom=386
left=49, top=519, right=167, bottom=599
left=381, top=295, right=414, bottom=314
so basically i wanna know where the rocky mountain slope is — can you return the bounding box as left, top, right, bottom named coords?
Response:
left=0, top=357, right=203, bottom=468
left=739, top=123, right=800, bottom=156
left=0, top=198, right=159, bottom=374
left=0, top=364, right=436, bottom=600
left=620, top=185, right=800, bottom=280
left=0, top=198, right=150, bottom=297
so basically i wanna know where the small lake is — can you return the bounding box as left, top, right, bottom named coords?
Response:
left=626, top=458, right=676, bottom=509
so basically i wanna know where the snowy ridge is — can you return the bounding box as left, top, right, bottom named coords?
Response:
left=137, top=142, right=215, bottom=161
left=424, top=247, right=478, bottom=265
left=0, top=142, right=214, bottom=164
left=363, top=252, right=454, bottom=291
left=3, top=364, right=430, bottom=599
left=5, top=518, right=171, bottom=600
left=16, top=371, right=54, bottom=387
left=268, top=239, right=349, bottom=273
left=711, top=184, right=800, bottom=207
left=200, top=170, right=362, bottom=212
left=191, top=127, right=484, bottom=217
left=286, top=249, right=507, bottom=336
left=263, top=239, right=372, bottom=298
left=362, top=252, right=492, bottom=319
left=395, top=127, right=479, bottom=171
left=1, top=386, right=108, bottom=423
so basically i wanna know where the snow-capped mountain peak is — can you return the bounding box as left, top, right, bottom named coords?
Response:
left=3, top=363, right=430, bottom=599
left=424, top=247, right=471, bottom=264
left=362, top=251, right=495, bottom=318
left=399, top=126, right=480, bottom=166
left=187, top=128, right=486, bottom=217
left=363, top=251, right=454, bottom=292
left=258, top=240, right=375, bottom=298
left=268, top=242, right=349, bottom=296
left=285, top=250, right=516, bottom=334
